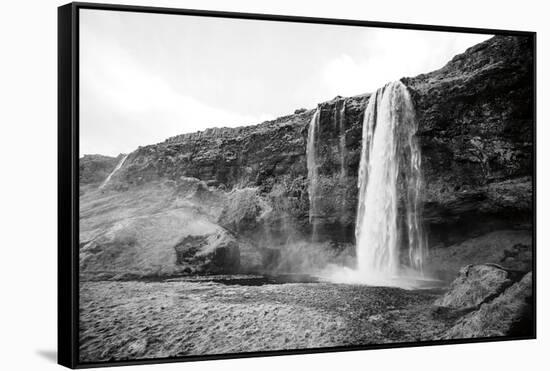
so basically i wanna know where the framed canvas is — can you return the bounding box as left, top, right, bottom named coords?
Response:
left=58, top=2, right=536, bottom=368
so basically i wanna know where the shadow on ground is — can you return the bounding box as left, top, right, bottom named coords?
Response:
left=36, top=350, right=56, bottom=363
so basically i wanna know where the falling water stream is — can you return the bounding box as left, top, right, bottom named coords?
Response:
left=307, top=110, right=320, bottom=242
left=325, top=81, right=429, bottom=288
left=355, top=81, right=425, bottom=279
left=99, top=154, right=129, bottom=190
left=338, top=100, right=347, bottom=180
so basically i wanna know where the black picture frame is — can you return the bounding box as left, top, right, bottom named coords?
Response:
left=58, top=2, right=536, bottom=369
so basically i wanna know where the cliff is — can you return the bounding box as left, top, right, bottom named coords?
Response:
left=79, top=35, right=534, bottom=279
left=403, top=35, right=534, bottom=247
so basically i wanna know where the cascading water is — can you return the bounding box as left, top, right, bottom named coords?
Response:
left=99, top=154, right=129, bottom=190
left=307, top=109, right=320, bottom=242
left=307, top=102, right=350, bottom=242
left=327, top=81, right=428, bottom=288
left=355, top=81, right=425, bottom=281
left=338, top=100, right=347, bottom=180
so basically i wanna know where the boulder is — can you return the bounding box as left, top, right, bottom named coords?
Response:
left=434, top=264, right=514, bottom=309
left=173, top=230, right=240, bottom=274
left=441, top=271, right=533, bottom=338
left=79, top=182, right=242, bottom=279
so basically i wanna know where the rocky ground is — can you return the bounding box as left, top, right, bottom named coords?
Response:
left=79, top=264, right=532, bottom=363
left=79, top=278, right=443, bottom=362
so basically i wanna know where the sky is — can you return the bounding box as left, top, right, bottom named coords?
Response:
left=80, top=9, right=492, bottom=157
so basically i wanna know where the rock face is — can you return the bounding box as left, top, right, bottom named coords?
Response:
left=79, top=35, right=534, bottom=278
left=403, top=36, right=534, bottom=248
left=436, top=266, right=533, bottom=339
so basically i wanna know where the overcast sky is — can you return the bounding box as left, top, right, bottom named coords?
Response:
left=80, top=9, right=491, bottom=157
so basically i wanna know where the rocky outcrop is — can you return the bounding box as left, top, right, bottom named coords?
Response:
left=434, top=264, right=517, bottom=309
left=80, top=35, right=534, bottom=278
left=436, top=266, right=533, bottom=338
left=79, top=180, right=245, bottom=280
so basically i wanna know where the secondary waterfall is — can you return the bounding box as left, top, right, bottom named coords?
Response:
left=99, top=154, right=128, bottom=190
left=307, top=110, right=320, bottom=241
left=338, top=100, right=347, bottom=179
left=355, top=81, right=425, bottom=281
left=307, top=101, right=349, bottom=241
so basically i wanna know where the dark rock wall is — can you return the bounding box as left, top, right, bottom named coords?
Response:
left=121, top=114, right=313, bottom=189
left=403, top=35, right=534, bottom=245
left=305, top=95, right=368, bottom=241
left=90, top=35, right=533, bottom=253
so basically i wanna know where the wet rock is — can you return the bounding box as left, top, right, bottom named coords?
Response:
left=174, top=231, right=240, bottom=274
left=434, top=264, right=515, bottom=309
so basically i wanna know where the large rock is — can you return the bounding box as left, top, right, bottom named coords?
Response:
left=434, top=264, right=515, bottom=309
left=441, top=271, right=533, bottom=338
left=79, top=181, right=243, bottom=279
left=173, top=230, right=240, bottom=274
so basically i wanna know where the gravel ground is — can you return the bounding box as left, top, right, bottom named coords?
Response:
left=79, top=278, right=449, bottom=363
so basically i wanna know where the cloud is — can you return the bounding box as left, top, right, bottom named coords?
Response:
left=80, top=24, right=272, bottom=156
left=322, top=29, right=492, bottom=97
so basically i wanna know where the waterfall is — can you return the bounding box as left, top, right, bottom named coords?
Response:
left=339, top=100, right=347, bottom=179
left=307, top=109, right=320, bottom=241
left=355, top=81, right=425, bottom=281
left=307, top=101, right=349, bottom=241
left=99, top=154, right=128, bottom=190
